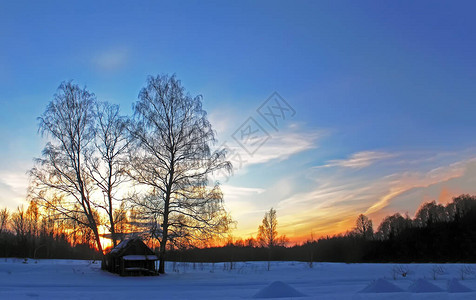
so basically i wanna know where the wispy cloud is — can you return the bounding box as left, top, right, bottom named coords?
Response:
left=211, top=122, right=325, bottom=184
left=241, top=129, right=322, bottom=166
left=92, top=47, right=129, bottom=72
left=272, top=151, right=476, bottom=239
left=369, top=159, right=476, bottom=217
left=220, top=184, right=267, bottom=235
left=221, top=185, right=266, bottom=198
left=276, top=177, right=386, bottom=237
left=321, top=151, right=396, bottom=169
left=0, top=171, right=29, bottom=209
left=217, top=127, right=325, bottom=179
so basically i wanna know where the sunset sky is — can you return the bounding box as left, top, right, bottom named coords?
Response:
left=1, top=1, right=475, bottom=243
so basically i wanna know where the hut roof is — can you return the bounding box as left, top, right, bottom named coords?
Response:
left=109, top=237, right=157, bottom=259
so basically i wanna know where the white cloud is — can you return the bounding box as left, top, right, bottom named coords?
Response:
left=276, top=176, right=387, bottom=236
left=214, top=128, right=324, bottom=181
left=243, top=130, right=321, bottom=165
left=221, top=185, right=266, bottom=198
left=273, top=151, right=476, bottom=238
left=92, top=47, right=129, bottom=72
left=322, top=151, right=395, bottom=169
left=0, top=170, right=29, bottom=209
left=373, top=159, right=476, bottom=218
left=220, top=184, right=266, bottom=234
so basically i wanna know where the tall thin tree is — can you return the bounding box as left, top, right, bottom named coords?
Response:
left=29, top=81, right=104, bottom=255
left=257, top=208, right=278, bottom=248
left=128, top=74, right=232, bottom=273
left=0, top=208, right=9, bottom=235
left=355, top=214, right=373, bottom=239
left=86, top=101, right=129, bottom=247
left=257, top=208, right=287, bottom=270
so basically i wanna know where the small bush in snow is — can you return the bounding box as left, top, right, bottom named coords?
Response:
left=431, top=265, right=446, bottom=280
left=392, top=265, right=410, bottom=280
left=172, top=261, right=179, bottom=273
left=210, top=262, right=215, bottom=273
left=459, top=265, right=475, bottom=280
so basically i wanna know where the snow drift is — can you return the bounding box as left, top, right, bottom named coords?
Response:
left=447, top=278, right=473, bottom=293
left=359, top=278, right=404, bottom=293
left=253, top=281, right=307, bottom=298
left=408, top=278, right=443, bottom=293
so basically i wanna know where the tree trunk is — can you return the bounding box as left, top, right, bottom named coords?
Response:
left=158, top=198, right=170, bottom=274
left=108, top=191, right=117, bottom=248
left=158, top=192, right=170, bottom=274
left=158, top=157, right=173, bottom=274
left=92, top=225, right=104, bottom=257
left=109, top=214, right=117, bottom=247
left=158, top=230, right=168, bottom=274
left=108, top=162, right=117, bottom=247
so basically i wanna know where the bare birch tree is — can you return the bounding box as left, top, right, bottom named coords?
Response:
left=355, top=214, right=373, bottom=239
left=257, top=208, right=287, bottom=271
left=29, top=81, right=104, bottom=254
left=257, top=208, right=278, bottom=248
left=0, top=208, right=9, bottom=235
left=86, top=101, right=129, bottom=247
left=11, top=206, right=27, bottom=242
left=128, top=74, right=232, bottom=273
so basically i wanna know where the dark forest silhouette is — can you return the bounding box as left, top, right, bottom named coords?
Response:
left=167, top=194, right=476, bottom=264
left=0, top=203, right=99, bottom=259
left=2, top=194, right=475, bottom=263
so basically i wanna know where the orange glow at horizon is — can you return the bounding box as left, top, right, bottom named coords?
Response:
left=226, top=186, right=474, bottom=246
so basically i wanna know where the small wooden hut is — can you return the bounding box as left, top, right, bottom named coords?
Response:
left=102, top=237, right=158, bottom=276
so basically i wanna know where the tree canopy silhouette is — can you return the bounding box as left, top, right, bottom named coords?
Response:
left=128, top=74, right=233, bottom=273
left=30, top=82, right=104, bottom=254
left=258, top=208, right=279, bottom=248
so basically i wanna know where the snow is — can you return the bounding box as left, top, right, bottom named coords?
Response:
left=253, top=281, right=307, bottom=298
left=409, top=278, right=444, bottom=293
left=109, top=239, right=130, bottom=254
left=1, top=259, right=476, bottom=299
left=448, top=278, right=473, bottom=293
left=359, top=278, right=404, bottom=293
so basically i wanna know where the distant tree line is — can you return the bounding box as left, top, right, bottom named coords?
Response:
left=0, top=202, right=99, bottom=259
left=166, top=194, right=476, bottom=264
left=2, top=192, right=475, bottom=263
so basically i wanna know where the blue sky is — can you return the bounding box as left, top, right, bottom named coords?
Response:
left=1, top=1, right=475, bottom=240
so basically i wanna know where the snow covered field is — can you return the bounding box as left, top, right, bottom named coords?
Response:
left=1, top=259, right=476, bottom=299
